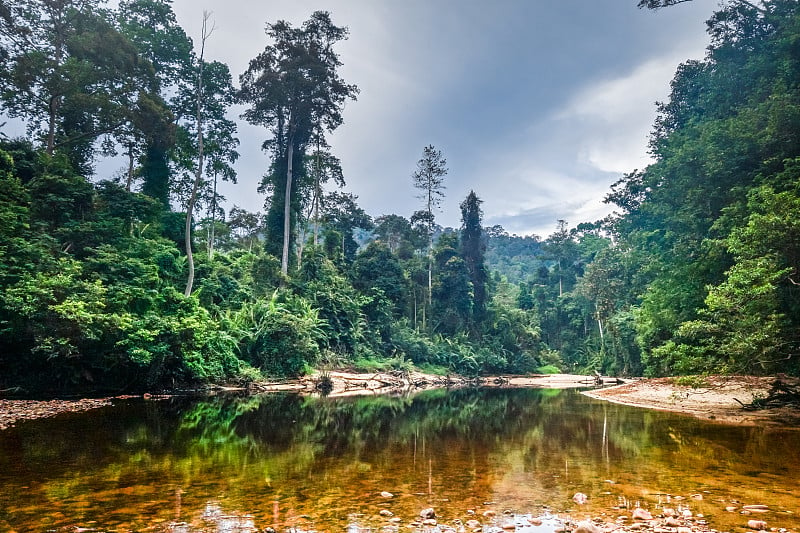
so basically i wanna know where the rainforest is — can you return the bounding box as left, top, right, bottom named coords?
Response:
left=1, top=0, right=799, bottom=395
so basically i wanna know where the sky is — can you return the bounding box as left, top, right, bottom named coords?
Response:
left=13, top=0, right=722, bottom=238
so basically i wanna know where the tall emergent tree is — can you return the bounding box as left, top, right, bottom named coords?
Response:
left=183, top=11, right=212, bottom=297
left=117, top=0, right=193, bottom=205
left=411, top=144, right=447, bottom=322
left=0, top=0, right=159, bottom=174
left=239, top=11, right=358, bottom=276
left=460, top=190, right=488, bottom=331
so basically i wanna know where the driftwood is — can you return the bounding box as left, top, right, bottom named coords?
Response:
left=736, top=377, right=800, bottom=410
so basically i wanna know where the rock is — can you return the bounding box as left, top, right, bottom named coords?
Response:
left=662, top=508, right=677, bottom=518
left=726, top=507, right=737, bottom=512
left=691, top=494, right=704, bottom=501
left=466, top=510, right=476, bottom=516
left=573, top=493, right=589, bottom=504
left=632, top=508, right=653, bottom=521
left=616, top=516, right=628, bottom=522
left=466, top=520, right=481, bottom=529
left=380, top=510, right=394, bottom=517
left=677, top=528, right=692, bottom=533
left=381, top=491, right=394, bottom=498
left=743, top=505, right=769, bottom=511
left=422, top=519, right=437, bottom=526
left=389, top=518, right=402, bottom=523
left=527, top=517, right=543, bottom=526
left=483, top=510, right=497, bottom=518
left=664, top=517, right=681, bottom=527
left=420, top=508, right=436, bottom=519
left=574, top=520, right=602, bottom=533
left=681, top=509, right=693, bottom=518
left=748, top=520, right=768, bottom=530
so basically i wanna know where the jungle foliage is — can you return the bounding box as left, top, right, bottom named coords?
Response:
left=0, top=0, right=798, bottom=394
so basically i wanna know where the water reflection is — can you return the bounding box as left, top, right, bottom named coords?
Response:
left=0, top=388, right=798, bottom=532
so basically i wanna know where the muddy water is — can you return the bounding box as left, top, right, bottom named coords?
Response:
left=0, top=388, right=798, bottom=532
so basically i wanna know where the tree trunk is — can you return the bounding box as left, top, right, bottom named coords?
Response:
left=208, top=171, right=217, bottom=260
left=185, top=12, right=211, bottom=297
left=126, top=143, right=135, bottom=192
left=281, top=124, right=295, bottom=276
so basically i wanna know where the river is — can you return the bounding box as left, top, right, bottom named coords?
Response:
left=0, top=388, right=798, bottom=532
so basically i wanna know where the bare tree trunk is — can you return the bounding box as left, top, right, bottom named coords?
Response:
left=126, top=143, right=135, bottom=192
left=281, top=124, right=295, bottom=276
left=208, top=171, right=217, bottom=260
left=46, top=97, right=59, bottom=155
left=313, top=135, right=322, bottom=246
left=185, top=12, right=213, bottom=297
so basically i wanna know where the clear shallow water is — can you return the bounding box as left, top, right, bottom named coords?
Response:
left=0, top=388, right=798, bottom=532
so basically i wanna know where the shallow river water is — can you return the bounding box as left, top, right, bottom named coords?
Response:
left=0, top=388, right=798, bottom=532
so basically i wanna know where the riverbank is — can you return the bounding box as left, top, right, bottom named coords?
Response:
left=2, top=374, right=799, bottom=430
left=583, top=375, right=800, bottom=427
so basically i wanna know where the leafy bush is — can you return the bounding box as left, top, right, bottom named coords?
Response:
left=228, top=291, right=324, bottom=377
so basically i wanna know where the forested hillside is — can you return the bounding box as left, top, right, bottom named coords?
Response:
left=0, top=0, right=798, bottom=394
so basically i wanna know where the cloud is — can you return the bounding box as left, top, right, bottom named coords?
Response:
left=468, top=36, right=711, bottom=237
left=554, top=47, right=706, bottom=175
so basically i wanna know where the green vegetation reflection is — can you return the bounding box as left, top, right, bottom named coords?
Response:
left=1, top=390, right=799, bottom=531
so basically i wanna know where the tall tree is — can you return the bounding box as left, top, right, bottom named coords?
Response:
left=460, top=190, right=488, bottom=330
left=239, top=11, right=358, bottom=276
left=116, top=0, right=194, bottom=206
left=0, top=0, right=156, bottom=174
left=297, top=142, right=344, bottom=266
left=183, top=11, right=212, bottom=297
left=411, top=144, right=447, bottom=322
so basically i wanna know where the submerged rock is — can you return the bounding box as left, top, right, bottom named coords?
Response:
left=420, top=508, right=436, bottom=519
left=574, top=519, right=602, bottom=533
left=573, top=493, right=589, bottom=505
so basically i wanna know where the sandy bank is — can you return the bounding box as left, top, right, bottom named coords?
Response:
left=583, top=375, right=800, bottom=427
left=2, top=374, right=799, bottom=430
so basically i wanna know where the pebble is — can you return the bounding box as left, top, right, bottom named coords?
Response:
left=381, top=492, right=394, bottom=498
left=420, top=508, right=436, bottom=519
left=380, top=510, right=394, bottom=517
left=632, top=509, right=653, bottom=521
left=574, top=520, right=602, bottom=533
left=574, top=493, right=589, bottom=505
left=747, top=520, right=768, bottom=530
left=466, top=520, right=481, bottom=529
left=483, top=510, right=497, bottom=518
left=665, top=517, right=681, bottom=527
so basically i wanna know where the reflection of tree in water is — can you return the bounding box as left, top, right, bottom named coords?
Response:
left=1, top=390, right=799, bottom=532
